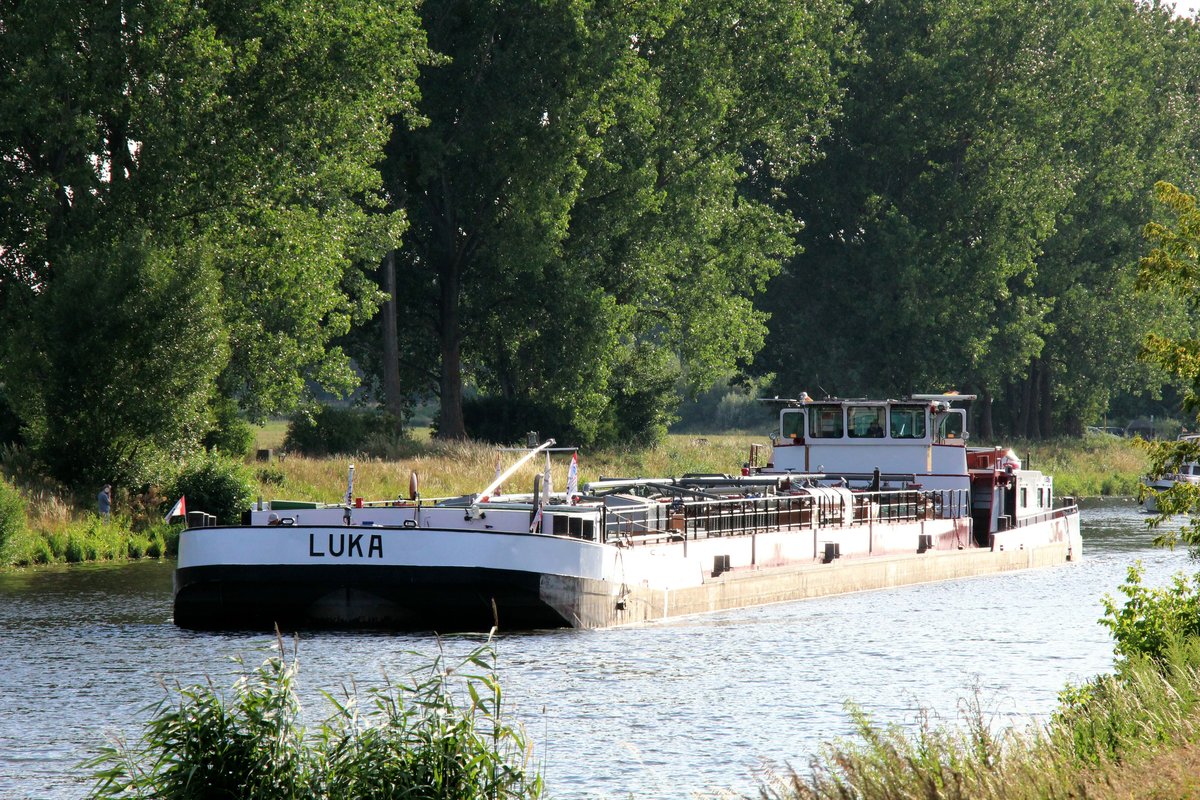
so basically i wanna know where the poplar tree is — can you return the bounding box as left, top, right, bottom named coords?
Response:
left=377, top=0, right=853, bottom=443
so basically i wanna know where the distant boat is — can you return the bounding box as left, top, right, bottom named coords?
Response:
left=1140, top=433, right=1200, bottom=514
left=173, top=393, right=1081, bottom=632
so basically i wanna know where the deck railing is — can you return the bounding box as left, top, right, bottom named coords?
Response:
left=601, top=488, right=971, bottom=547
left=1009, top=503, right=1079, bottom=531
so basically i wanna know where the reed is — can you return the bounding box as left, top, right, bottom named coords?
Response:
left=761, top=638, right=1200, bottom=800
left=85, top=635, right=543, bottom=800
left=0, top=513, right=177, bottom=567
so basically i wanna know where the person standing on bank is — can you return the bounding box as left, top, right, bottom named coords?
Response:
left=98, top=484, right=111, bottom=522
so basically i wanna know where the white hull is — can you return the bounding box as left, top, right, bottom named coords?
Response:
left=175, top=508, right=1080, bottom=631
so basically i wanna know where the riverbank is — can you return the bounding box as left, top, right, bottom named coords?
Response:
left=0, top=431, right=1148, bottom=569
left=247, top=429, right=1149, bottom=504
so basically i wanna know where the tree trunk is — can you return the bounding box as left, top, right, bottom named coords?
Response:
left=380, top=250, right=405, bottom=423
left=1017, top=376, right=1027, bottom=438
left=436, top=252, right=467, bottom=440
left=1026, top=366, right=1042, bottom=440
left=978, top=387, right=994, bottom=441
left=1038, top=363, right=1053, bottom=439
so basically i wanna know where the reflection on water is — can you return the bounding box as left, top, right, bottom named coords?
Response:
left=0, top=498, right=1193, bottom=799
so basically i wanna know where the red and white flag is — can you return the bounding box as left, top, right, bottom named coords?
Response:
left=529, top=504, right=543, bottom=533
left=164, top=496, right=187, bottom=523
left=566, top=452, right=579, bottom=503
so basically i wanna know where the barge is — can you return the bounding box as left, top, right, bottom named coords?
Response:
left=173, top=393, right=1081, bottom=631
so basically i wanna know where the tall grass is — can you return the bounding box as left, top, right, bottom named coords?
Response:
left=0, top=513, right=178, bottom=567
left=762, top=638, right=1200, bottom=800
left=256, top=433, right=1146, bottom=503
left=260, top=434, right=759, bottom=502
left=0, top=444, right=179, bottom=567
left=86, top=635, right=543, bottom=800
left=1019, top=434, right=1148, bottom=498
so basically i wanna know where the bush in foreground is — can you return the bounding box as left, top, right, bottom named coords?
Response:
left=760, top=561, right=1200, bottom=800
left=86, top=637, right=543, bottom=800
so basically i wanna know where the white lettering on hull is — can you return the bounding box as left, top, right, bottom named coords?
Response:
left=309, top=532, right=384, bottom=559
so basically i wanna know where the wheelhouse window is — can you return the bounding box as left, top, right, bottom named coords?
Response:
left=889, top=406, right=927, bottom=439
left=848, top=406, right=885, bottom=438
left=781, top=410, right=805, bottom=440
left=809, top=406, right=844, bottom=438
left=937, top=411, right=965, bottom=440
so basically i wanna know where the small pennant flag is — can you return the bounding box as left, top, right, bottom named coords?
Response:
left=529, top=504, right=543, bottom=533
left=566, top=452, right=579, bottom=503
left=164, top=495, right=187, bottom=523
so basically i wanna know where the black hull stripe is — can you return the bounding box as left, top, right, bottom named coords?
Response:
left=173, top=564, right=572, bottom=633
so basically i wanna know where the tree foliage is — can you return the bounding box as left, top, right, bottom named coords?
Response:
left=759, top=0, right=1199, bottom=437
left=164, top=451, right=255, bottom=526
left=0, top=0, right=425, bottom=486
left=1136, top=181, right=1200, bottom=552
left=377, top=0, right=853, bottom=445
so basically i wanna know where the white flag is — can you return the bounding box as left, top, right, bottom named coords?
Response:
left=566, top=452, right=579, bottom=502
left=529, top=504, right=543, bottom=533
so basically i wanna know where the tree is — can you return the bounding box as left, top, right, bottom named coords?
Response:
left=759, top=0, right=1200, bottom=439
left=0, top=0, right=426, bottom=486
left=762, top=0, right=1074, bottom=404
left=1137, top=181, right=1200, bottom=550
left=379, top=0, right=853, bottom=443
left=1005, top=1, right=1198, bottom=437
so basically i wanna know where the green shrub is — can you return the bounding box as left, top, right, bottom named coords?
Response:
left=256, top=463, right=286, bottom=486
left=65, top=531, right=85, bottom=563
left=1100, top=563, right=1200, bottom=662
left=1050, top=636, right=1200, bottom=771
left=139, top=520, right=177, bottom=558
left=47, top=530, right=68, bottom=559
left=0, top=386, right=24, bottom=446
left=86, top=639, right=544, bottom=800
left=590, top=343, right=679, bottom=448
left=0, top=477, right=28, bottom=560
left=284, top=407, right=400, bottom=457
left=29, top=535, right=53, bottom=565
left=165, top=452, right=255, bottom=525
left=203, top=397, right=255, bottom=457
left=460, top=348, right=677, bottom=449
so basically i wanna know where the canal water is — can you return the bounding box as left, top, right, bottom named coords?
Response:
left=0, top=498, right=1193, bottom=799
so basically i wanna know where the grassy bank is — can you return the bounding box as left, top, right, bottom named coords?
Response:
left=252, top=431, right=1148, bottom=504
left=0, top=431, right=1150, bottom=569
left=1019, top=433, right=1148, bottom=498
left=254, top=433, right=760, bottom=502
left=762, top=642, right=1200, bottom=799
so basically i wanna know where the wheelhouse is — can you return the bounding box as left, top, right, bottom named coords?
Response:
left=777, top=396, right=968, bottom=446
